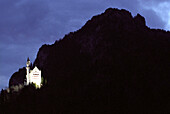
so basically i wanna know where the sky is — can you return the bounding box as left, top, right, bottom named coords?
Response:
left=0, top=0, right=170, bottom=90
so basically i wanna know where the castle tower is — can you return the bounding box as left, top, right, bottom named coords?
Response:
left=26, top=57, right=30, bottom=85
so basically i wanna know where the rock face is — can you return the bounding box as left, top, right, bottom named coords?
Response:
left=7, top=8, right=170, bottom=113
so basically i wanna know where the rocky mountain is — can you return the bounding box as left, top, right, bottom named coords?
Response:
left=2, top=8, right=170, bottom=113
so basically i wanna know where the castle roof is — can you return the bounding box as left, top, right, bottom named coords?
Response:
left=27, top=57, right=30, bottom=62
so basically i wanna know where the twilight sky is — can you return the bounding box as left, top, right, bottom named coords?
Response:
left=0, top=0, right=170, bottom=89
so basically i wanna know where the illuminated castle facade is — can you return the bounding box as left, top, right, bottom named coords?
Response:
left=25, top=58, right=41, bottom=88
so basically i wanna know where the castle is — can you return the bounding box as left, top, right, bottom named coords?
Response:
left=25, top=58, right=42, bottom=88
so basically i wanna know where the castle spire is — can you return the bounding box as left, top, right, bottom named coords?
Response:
left=26, top=57, right=30, bottom=85
left=26, top=57, right=30, bottom=67
left=27, top=57, right=30, bottom=62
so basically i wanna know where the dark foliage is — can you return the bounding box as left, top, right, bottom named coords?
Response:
left=9, top=67, right=26, bottom=87
left=1, top=8, right=170, bottom=113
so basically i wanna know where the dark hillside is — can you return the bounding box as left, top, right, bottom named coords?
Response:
left=2, top=8, right=170, bottom=113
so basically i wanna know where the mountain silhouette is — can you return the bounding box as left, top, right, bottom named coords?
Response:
left=2, top=8, right=170, bottom=113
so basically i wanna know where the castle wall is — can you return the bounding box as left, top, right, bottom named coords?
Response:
left=29, top=66, right=41, bottom=87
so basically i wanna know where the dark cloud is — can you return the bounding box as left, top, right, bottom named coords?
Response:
left=0, top=0, right=169, bottom=89
left=140, top=0, right=169, bottom=5
left=0, top=0, right=49, bottom=36
left=110, top=0, right=140, bottom=14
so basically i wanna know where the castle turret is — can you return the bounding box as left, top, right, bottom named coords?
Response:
left=25, top=57, right=42, bottom=88
left=26, top=57, right=30, bottom=85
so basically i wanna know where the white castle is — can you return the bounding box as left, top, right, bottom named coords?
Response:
left=25, top=58, right=42, bottom=88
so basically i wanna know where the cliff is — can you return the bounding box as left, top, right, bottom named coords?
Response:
left=4, top=8, right=170, bottom=113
